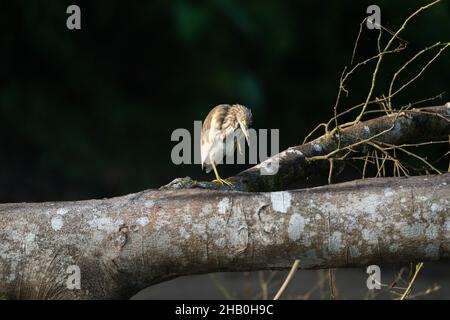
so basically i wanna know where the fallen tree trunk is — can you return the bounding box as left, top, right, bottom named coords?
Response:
left=1, top=174, right=449, bottom=299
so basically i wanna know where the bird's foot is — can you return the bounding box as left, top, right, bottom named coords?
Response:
left=212, top=178, right=233, bottom=186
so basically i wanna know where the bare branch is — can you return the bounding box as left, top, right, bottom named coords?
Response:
left=226, top=103, right=449, bottom=192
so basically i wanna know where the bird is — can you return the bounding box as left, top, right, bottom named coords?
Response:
left=201, top=104, right=252, bottom=186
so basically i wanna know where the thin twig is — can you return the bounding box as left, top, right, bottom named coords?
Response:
left=400, top=262, right=424, bottom=300
left=273, top=259, right=300, bottom=300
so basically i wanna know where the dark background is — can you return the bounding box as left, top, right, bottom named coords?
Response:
left=1, top=1, right=449, bottom=299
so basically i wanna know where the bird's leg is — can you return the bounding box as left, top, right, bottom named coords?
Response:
left=210, top=159, right=233, bottom=186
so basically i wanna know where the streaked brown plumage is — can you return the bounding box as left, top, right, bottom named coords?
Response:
left=201, top=104, right=252, bottom=185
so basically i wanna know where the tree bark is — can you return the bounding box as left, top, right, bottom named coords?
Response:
left=1, top=174, right=449, bottom=299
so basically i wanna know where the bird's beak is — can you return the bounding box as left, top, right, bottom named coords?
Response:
left=239, top=121, right=250, bottom=146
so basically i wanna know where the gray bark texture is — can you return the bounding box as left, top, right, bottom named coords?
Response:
left=0, top=174, right=449, bottom=299
left=0, top=103, right=449, bottom=299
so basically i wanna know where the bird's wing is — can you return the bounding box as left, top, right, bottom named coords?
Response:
left=201, top=105, right=230, bottom=169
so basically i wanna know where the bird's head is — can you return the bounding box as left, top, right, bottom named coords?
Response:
left=231, top=104, right=252, bottom=144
